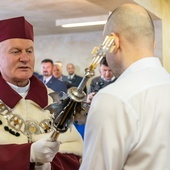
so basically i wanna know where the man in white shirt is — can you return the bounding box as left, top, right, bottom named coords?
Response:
left=80, top=3, right=170, bottom=170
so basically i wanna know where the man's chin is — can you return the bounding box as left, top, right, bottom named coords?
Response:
left=18, top=73, right=33, bottom=80
left=43, top=73, right=48, bottom=76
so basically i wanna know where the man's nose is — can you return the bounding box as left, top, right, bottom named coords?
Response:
left=105, top=71, right=110, bottom=76
left=20, top=51, right=29, bottom=61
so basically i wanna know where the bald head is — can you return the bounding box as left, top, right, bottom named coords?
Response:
left=66, top=63, right=75, bottom=75
left=102, top=4, right=155, bottom=77
left=103, top=3, right=155, bottom=46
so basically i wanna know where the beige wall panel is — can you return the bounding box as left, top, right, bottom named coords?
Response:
left=134, top=0, right=170, bottom=72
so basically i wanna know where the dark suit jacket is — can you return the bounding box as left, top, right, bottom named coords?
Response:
left=68, top=74, right=82, bottom=87
left=61, top=75, right=71, bottom=89
left=40, top=76, right=67, bottom=93
left=62, top=75, right=68, bottom=82
left=89, top=76, right=117, bottom=93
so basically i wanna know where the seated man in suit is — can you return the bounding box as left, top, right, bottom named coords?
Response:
left=76, top=57, right=117, bottom=139
left=53, top=61, right=69, bottom=89
left=66, top=63, right=87, bottom=93
left=40, top=59, right=67, bottom=94
left=53, top=61, right=68, bottom=81
left=87, top=57, right=117, bottom=103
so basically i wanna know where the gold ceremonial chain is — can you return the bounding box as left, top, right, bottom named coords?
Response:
left=0, top=101, right=52, bottom=143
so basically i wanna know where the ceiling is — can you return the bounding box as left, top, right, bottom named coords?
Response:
left=0, top=0, right=159, bottom=36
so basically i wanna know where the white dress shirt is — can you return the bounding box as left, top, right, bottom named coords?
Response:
left=80, top=57, right=170, bottom=170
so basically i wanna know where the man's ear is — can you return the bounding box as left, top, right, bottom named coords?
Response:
left=110, top=33, right=119, bottom=53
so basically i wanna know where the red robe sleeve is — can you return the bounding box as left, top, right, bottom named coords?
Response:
left=51, top=153, right=81, bottom=170
left=0, top=144, right=81, bottom=170
left=0, top=143, right=34, bottom=170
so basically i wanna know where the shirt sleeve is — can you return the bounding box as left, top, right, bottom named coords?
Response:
left=80, top=92, right=138, bottom=170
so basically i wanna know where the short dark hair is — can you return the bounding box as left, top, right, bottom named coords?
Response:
left=100, top=57, right=108, bottom=67
left=41, top=59, right=53, bottom=65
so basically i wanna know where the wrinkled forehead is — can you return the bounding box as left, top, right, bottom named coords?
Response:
left=0, top=38, right=34, bottom=50
left=54, top=65, right=62, bottom=71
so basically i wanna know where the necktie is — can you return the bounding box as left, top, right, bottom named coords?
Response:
left=43, top=80, right=46, bottom=84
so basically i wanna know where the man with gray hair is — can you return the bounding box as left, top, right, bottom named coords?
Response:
left=0, top=16, right=83, bottom=170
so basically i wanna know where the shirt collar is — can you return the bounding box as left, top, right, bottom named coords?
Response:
left=117, top=57, right=162, bottom=81
left=43, top=76, right=52, bottom=84
left=68, top=74, right=75, bottom=79
left=7, top=80, right=30, bottom=94
left=101, top=76, right=116, bottom=82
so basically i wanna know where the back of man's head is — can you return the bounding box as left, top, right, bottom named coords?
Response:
left=103, top=3, right=155, bottom=47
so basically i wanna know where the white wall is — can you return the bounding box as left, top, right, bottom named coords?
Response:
left=34, top=31, right=103, bottom=77
left=34, top=19, right=162, bottom=89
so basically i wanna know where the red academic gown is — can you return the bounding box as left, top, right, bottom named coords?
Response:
left=0, top=75, right=82, bottom=170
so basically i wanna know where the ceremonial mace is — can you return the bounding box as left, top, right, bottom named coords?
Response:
left=45, top=35, right=116, bottom=141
